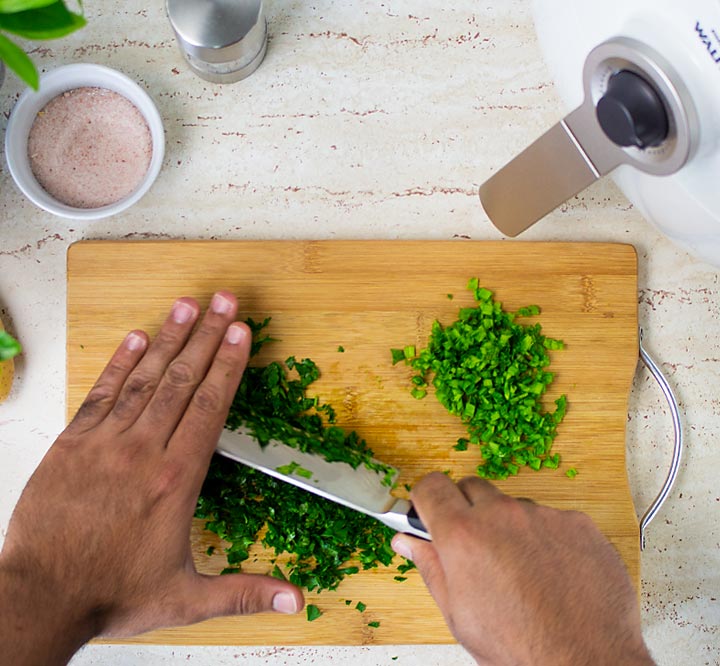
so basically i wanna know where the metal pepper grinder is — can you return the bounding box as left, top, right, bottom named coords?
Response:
left=166, top=0, right=268, bottom=84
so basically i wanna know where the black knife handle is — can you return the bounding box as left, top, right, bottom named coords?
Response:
left=407, top=504, right=429, bottom=536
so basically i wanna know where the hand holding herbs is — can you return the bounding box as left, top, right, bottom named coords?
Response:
left=390, top=473, right=655, bottom=666
left=0, top=293, right=303, bottom=666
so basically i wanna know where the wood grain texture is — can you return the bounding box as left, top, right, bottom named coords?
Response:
left=66, top=240, right=639, bottom=646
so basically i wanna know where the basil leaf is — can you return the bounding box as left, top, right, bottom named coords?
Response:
left=0, top=1, right=85, bottom=40
left=0, top=0, right=56, bottom=13
left=0, top=32, right=37, bottom=89
left=306, top=604, right=322, bottom=622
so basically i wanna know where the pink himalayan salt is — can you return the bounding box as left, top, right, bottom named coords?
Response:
left=28, top=87, right=153, bottom=209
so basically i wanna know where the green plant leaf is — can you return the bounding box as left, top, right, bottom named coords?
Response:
left=0, top=0, right=57, bottom=13
left=0, top=1, right=86, bottom=40
left=0, top=32, right=37, bottom=89
left=0, top=330, right=22, bottom=361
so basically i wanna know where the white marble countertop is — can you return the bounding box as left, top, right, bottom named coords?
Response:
left=1, top=1, right=718, bottom=664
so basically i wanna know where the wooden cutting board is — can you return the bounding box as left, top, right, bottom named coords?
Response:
left=67, top=240, right=639, bottom=646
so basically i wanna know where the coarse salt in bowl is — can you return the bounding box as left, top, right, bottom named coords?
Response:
left=5, top=64, right=165, bottom=220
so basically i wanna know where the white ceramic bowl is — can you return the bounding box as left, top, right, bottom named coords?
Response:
left=5, top=64, right=165, bottom=220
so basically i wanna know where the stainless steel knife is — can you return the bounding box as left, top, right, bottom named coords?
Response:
left=216, top=426, right=430, bottom=540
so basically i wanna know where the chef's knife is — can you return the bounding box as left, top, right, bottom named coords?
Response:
left=216, top=426, right=430, bottom=540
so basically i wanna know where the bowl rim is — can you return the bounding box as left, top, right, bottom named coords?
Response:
left=4, top=63, right=165, bottom=220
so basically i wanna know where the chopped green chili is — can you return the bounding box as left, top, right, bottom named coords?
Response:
left=393, top=279, right=567, bottom=480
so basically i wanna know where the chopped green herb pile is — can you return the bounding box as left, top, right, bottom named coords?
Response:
left=224, top=318, right=394, bottom=482
left=306, top=604, right=323, bottom=622
left=196, top=318, right=410, bottom=593
left=392, top=279, right=567, bottom=480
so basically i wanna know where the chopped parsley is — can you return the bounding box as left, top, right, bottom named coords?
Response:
left=196, top=317, right=412, bottom=593
left=275, top=461, right=313, bottom=479
left=397, top=560, right=416, bottom=575
left=355, top=601, right=366, bottom=612
left=270, top=564, right=287, bottom=581
left=306, top=604, right=323, bottom=622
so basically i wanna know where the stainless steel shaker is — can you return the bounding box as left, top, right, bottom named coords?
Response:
left=166, top=0, right=268, bottom=83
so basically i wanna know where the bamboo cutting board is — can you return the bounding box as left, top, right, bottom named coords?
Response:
left=67, top=240, right=639, bottom=646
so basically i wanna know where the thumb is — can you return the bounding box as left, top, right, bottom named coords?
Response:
left=184, top=572, right=305, bottom=623
left=392, top=533, right=449, bottom=612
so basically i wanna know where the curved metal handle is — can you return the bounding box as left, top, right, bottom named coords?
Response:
left=637, top=328, right=683, bottom=551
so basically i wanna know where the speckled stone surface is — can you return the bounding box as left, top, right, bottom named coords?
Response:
left=0, top=1, right=718, bottom=664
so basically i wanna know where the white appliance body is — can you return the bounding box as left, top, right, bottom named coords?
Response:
left=533, top=0, right=720, bottom=266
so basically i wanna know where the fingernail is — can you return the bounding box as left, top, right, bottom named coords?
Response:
left=225, top=324, right=247, bottom=345
left=172, top=300, right=196, bottom=324
left=125, top=332, right=146, bottom=351
left=211, top=293, right=233, bottom=315
left=392, top=535, right=413, bottom=560
left=272, top=592, right=298, bottom=614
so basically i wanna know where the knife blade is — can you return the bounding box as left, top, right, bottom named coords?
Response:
left=216, top=426, right=429, bottom=540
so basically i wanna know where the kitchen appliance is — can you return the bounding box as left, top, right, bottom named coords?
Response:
left=216, top=426, right=429, bottom=539
left=480, top=0, right=720, bottom=267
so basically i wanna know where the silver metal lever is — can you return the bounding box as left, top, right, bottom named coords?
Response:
left=637, top=328, right=683, bottom=551
left=479, top=37, right=697, bottom=237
